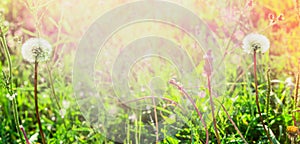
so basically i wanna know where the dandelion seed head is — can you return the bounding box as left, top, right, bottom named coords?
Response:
left=242, top=33, right=270, bottom=54
left=21, top=38, right=52, bottom=63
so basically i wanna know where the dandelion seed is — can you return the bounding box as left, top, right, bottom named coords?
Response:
left=242, top=33, right=270, bottom=54
left=21, top=38, right=52, bottom=63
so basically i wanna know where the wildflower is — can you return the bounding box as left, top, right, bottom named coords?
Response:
left=287, top=126, right=299, bottom=136
left=23, top=39, right=50, bottom=143
left=285, top=77, right=294, bottom=87
left=0, top=21, right=9, bottom=35
left=6, top=93, right=17, bottom=101
left=3, top=21, right=9, bottom=27
left=277, top=14, right=284, bottom=21
left=268, top=13, right=275, bottom=20
left=128, top=113, right=137, bottom=122
left=21, top=38, right=52, bottom=63
left=247, top=33, right=273, bottom=143
left=268, top=13, right=276, bottom=24
left=242, top=33, right=270, bottom=54
left=62, top=100, right=70, bottom=109
left=0, top=9, right=4, bottom=15
left=198, top=91, right=206, bottom=98
left=59, top=109, right=66, bottom=118
left=247, top=0, right=253, bottom=7
left=203, top=50, right=213, bottom=76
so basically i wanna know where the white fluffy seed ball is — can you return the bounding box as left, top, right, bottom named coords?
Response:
left=21, top=38, right=52, bottom=63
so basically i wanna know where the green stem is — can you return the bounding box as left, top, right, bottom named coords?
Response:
left=34, top=61, right=46, bottom=144
left=151, top=95, right=159, bottom=143
left=266, top=69, right=271, bottom=135
left=169, top=80, right=209, bottom=144
left=219, top=103, right=248, bottom=144
left=207, top=75, right=221, bottom=144
left=253, top=51, right=273, bottom=144
left=293, top=73, right=299, bottom=126
left=0, top=32, right=24, bottom=144
left=46, top=63, right=69, bottom=138
left=46, top=63, right=61, bottom=109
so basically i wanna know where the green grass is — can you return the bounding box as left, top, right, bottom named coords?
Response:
left=0, top=44, right=298, bottom=143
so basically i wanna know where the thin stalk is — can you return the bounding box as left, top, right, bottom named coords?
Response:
left=46, top=63, right=69, bottom=141
left=293, top=73, right=299, bottom=126
left=207, top=76, right=221, bottom=144
left=46, top=63, right=61, bottom=110
left=34, top=61, right=46, bottom=144
left=0, top=32, right=24, bottom=143
left=266, top=69, right=271, bottom=135
left=217, top=24, right=239, bottom=68
left=121, top=96, right=182, bottom=110
left=151, top=95, right=159, bottom=143
left=219, top=103, right=248, bottom=144
left=138, top=114, right=141, bottom=143
left=253, top=51, right=273, bottom=144
left=169, top=80, right=209, bottom=144
left=20, top=125, right=30, bottom=144
left=46, top=7, right=63, bottom=110
left=216, top=1, right=251, bottom=69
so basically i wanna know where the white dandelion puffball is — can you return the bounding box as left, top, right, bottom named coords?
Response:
left=21, top=38, right=52, bottom=63
left=242, top=33, right=270, bottom=54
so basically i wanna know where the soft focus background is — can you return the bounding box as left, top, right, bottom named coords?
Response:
left=0, top=0, right=299, bottom=143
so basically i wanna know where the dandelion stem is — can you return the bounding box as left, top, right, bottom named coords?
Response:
left=207, top=75, right=221, bottom=144
left=34, top=61, right=46, bottom=144
left=169, top=79, right=209, bottom=144
left=253, top=50, right=273, bottom=144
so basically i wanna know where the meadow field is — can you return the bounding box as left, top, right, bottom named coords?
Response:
left=0, top=0, right=299, bottom=143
